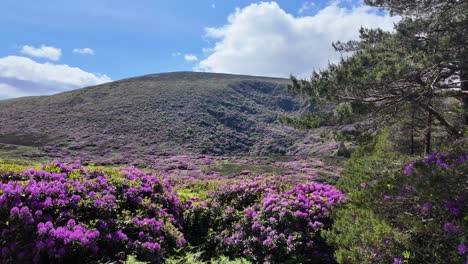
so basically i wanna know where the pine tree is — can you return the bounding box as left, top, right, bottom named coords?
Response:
left=290, top=0, right=467, bottom=153
left=366, top=0, right=468, bottom=124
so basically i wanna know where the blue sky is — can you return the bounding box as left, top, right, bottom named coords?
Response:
left=0, top=0, right=399, bottom=99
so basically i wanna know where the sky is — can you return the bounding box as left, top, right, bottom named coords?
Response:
left=0, top=0, right=399, bottom=99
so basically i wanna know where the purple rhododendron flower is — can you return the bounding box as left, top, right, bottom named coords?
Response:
left=10, top=207, right=20, bottom=215
left=1, top=247, right=9, bottom=255
left=403, top=162, right=415, bottom=175
left=444, top=222, right=464, bottom=235
left=420, top=203, right=433, bottom=213
left=458, top=244, right=467, bottom=255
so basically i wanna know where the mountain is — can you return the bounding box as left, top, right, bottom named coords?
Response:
left=0, top=72, right=341, bottom=164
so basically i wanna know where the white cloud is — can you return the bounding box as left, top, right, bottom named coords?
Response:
left=202, top=48, right=213, bottom=54
left=298, top=1, right=315, bottom=14
left=20, top=45, right=62, bottom=61
left=73, top=48, right=95, bottom=55
left=196, top=2, right=399, bottom=77
left=0, top=83, right=29, bottom=99
left=184, top=54, right=198, bottom=62
left=0, top=56, right=111, bottom=99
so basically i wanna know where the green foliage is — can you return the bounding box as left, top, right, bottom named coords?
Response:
left=325, top=133, right=468, bottom=263
left=280, top=114, right=324, bottom=129
left=336, top=132, right=405, bottom=198
left=123, top=255, right=149, bottom=264
left=0, top=162, right=27, bottom=174
left=334, top=103, right=353, bottom=123
left=102, top=253, right=251, bottom=264
left=280, top=101, right=368, bottom=129
left=175, top=188, right=200, bottom=203
left=289, top=0, right=467, bottom=148
left=165, top=251, right=251, bottom=264
left=323, top=204, right=409, bottom=264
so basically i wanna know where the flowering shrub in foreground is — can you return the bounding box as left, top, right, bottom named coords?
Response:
left=325, top=138, right=468, bottom=264
left=180, top=176, right=346, bottom=263
left=218, top=183, right=346, bottom=263
left=0, top=161, right=184, bottom=263
left=0, top=159, right=346, bottom=263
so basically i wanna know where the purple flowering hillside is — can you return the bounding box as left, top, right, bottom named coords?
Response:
left=0, top=72, right=337, bottom=164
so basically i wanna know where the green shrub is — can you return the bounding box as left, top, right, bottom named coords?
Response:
left=325, top=133, right=467, bottom=264
left=323, top=205, right=409, bottom=264
left=165, top=251, right=251, bottom=263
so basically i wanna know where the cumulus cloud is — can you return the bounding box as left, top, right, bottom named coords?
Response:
left=0, top=56, right=111, bottom=100
left=196, top=1, right=399, bottom=77
left=184, top=54, right=198, bottom=62
left=298, top=1, right=315, bottom=14
left=73, top=48, right=95, bottom=55
left=20, top=45, right=62, bottom=61
left=0, top=83, right=29, bottom=99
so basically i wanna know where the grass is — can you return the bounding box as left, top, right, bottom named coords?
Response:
left=207, top=161, right=285, bottom=176
left=0, top=144, right=47, bottom=164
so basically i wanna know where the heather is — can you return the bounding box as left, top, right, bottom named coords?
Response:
left=0, top=72, right=322, bottom=161
left=0, top=157, right=346, bottom=263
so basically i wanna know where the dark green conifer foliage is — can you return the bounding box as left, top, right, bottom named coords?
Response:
left=289, top=0, right=467, bottom=153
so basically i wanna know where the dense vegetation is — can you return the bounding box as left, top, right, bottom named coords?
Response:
left=286, top=0, right=468, bottom=263
left=1, top=139, right=466, bottom=263
left=0, top=158, right=345, bottom=263
left=325, top=133, right=467, bottom=263
left=1, top=1, right=467, bottom=263
left=290, top=0, right=467, bottom=154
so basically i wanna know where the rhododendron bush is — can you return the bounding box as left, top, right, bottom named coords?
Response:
left=215, top=183, right=346, bottom=263
left=0, top=159, right=346, bottom=263
left=0, top=161, right=184, bottom=263
left=180, top=177, right=346, bottom=263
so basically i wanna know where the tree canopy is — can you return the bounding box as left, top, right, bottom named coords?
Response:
left=290, top=0, right=467, bottom=153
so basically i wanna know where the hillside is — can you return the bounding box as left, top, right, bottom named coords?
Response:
left=0, top=72, right=336, bottom=164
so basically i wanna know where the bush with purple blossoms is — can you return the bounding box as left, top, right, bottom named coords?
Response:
left=0, top=161, right=185, bottom=263
left=218, top=183, right=346, bottom=263
left=179, top=176, right=346, bottom=263
left=0, top=157, right=347, bottom=263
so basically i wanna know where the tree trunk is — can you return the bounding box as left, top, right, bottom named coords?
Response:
left=425, top=112, right=432, bottom=154
left=410, top=108, right=416, bottom=155
left=418, top=102, right=459, bottom=136
left=461, top=67, right=468, bottom=126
